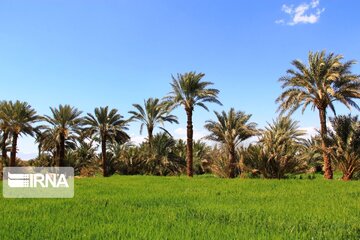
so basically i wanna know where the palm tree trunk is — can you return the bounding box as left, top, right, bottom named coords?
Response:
left=1, top=131, right=8, bottom=172
left=102, top=136, right=107, bottom=177
left=186, top=109, right=194, bottom=177
left=342, top=171, right=353, bottom=181
left=59, top=133, right=65, bottom=167
left=319, top=108, right=333, bottom=179
left=10, top=133, right=18, bottom=167
left=148, top=126, right=153, bottom=147
left=55, top=144, right=60, bottom=167
left=228, top=145, right=236, bottom=178
left=1, top=131, right=8, bottom=161
left=38, top=142, right=42, bottom=159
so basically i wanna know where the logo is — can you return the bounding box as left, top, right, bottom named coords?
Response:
left=7, top=172, right=69, bottom=188
left=3, top=167, right=74, bottom=198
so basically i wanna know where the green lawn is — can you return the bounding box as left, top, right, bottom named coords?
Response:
left=1, top=175, right=359, bottom=239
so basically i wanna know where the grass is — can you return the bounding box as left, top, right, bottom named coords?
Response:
left=1, top=175, right=359, bottom=239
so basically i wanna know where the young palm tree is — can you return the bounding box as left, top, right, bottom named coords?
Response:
left=205, top=108, right=257, bottom=178
left=129, top=98, right=178, bottom=146
left=276, top=51, right=360, bottom=179
left=1, top=101, right=39, bottom=166
left=84, top=106, right=130, bottom=177
left=241, top=117, right=306, bottom=179
left=165, top=72, right=222, bottom=177
left=44, top=105, right=83, bottom=167
left=329, top=115, right=360, bottom=181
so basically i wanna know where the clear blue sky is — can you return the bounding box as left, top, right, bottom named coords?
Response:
left=1, top=0, right=359, bottom=158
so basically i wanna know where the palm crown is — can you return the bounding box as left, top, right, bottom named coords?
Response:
left=276, top=51, right=360, bottom=114
left=129, top=98, right=178, bottom=144
left=165, top=72, right=222, bottom=111
left=205, top=108, right=257, bottom=147
left=45, top=105, right=83, bottom=138
left=205, top=108, right=257, bottom=178
left=84, top=106, right=130, bottom=143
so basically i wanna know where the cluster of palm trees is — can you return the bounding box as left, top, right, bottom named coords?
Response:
left=1, top=50, right=360, bottom=180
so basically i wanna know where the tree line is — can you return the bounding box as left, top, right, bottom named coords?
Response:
left=1, top=50, right=360, bottom=180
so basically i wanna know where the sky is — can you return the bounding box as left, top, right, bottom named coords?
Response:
left=0, top=0, right=359, bottom=159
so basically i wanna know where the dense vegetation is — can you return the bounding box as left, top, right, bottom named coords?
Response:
left=1, top=51, right=360, bottom=180
left=0, top=176, right=359, bottom=239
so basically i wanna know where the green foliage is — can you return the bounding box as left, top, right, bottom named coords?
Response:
left=329, top=115, right=360, bottom=180
left=193, top=140, right=212, bottom=175
left=129, top=98, right=178, bottom=144
left=84, top=106, right=130, bottom=145
left=209, top=146, right=232, bottom=178
left=205, top=108, right=257, bottom=178
left=114, top=133, right=186, bottom=176
left=44, top=104, right=83, bottom=134
left=205, top=108, right=257, bottom=147
left=241, top=117, right=307, bottom=179
left=65, top=141, right=98, bottom=175
left=300, top=136, right=323, bottom=172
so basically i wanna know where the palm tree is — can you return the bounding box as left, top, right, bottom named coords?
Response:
left=241, top=117, right=306, bottom=179
left=276, top=51, right=360, bottom=179
left=328, top=115, right=360, bottom=180
left=205, top=108, right=257, bottom=178
left=84, top=106, right=130, bottom=177
left=1, top=101, right=39, bottom=166
left=165, top=72, right=222, bottom=177
left=129, top=98, right=178, bottom=146
left=44, top=105, right=83, bottom=167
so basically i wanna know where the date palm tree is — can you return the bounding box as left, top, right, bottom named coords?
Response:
left=44, top=105, right=83, bottom=167
left=84, top=106, right=130, bottom=177
left=129, top=98, right=178, bottom=146
left=1, top=101, right=39, bottom=166
left=205, top=108, right=257, bottom=178
left=165, top=71, right=222, bottom=177
left=241, top=117, right=306, bottom=179
left=276, top=51, right=360, bottom=179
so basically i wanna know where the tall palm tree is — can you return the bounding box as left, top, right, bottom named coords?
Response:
left=276, top=51, right=360, bottom=179
left=165, top=71, right=222, bottom=177
left=129, top=98, right=178, bottom=146
left=84, top=106, right=130, bottom=177
left=205, top=108, right=257, bottom=178
left=1, top=101, right=39, bottom=166
left=44, top=105, right=83, bottom=167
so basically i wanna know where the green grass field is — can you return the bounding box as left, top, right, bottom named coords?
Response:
left=1, top=176, right=359, bottom=239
